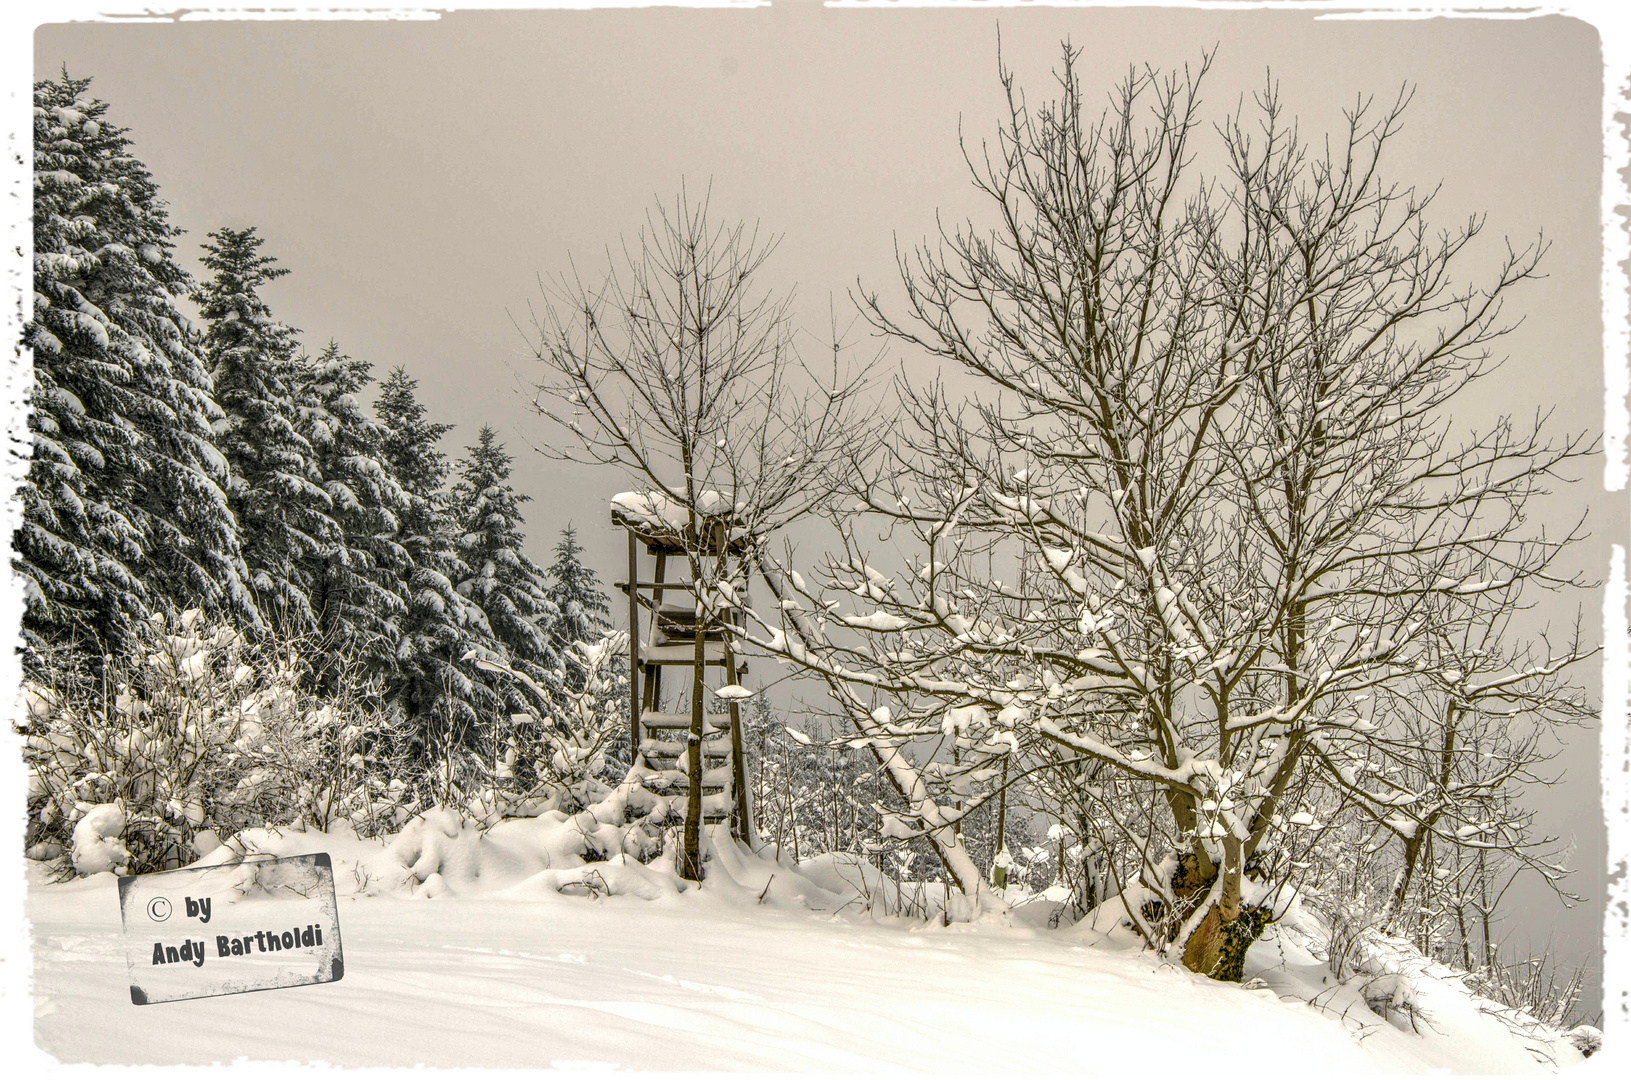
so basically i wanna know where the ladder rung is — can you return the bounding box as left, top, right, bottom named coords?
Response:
left=641, top=711, right=733, bottom=731
left=640, top=739, right=731, bottom=759
left=640, top=767, right=732, bottom=791
left=657, top=610, right=743, bottom=630
left=647, top=766, right=732, bottom=785
left=616, top=579, right=701, bottom=594
left=653, top=629, right=733, bottom=646
left=655, top=601, right=740, bottom=618
left=643, top=803, right=731, bottom=825
left=637, top=643, right=741, bottom=667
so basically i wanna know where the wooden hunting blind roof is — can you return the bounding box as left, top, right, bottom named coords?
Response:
left=610, top=491, right=751, bottom=556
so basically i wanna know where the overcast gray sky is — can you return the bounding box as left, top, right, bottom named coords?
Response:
left=27, top=3, right=1624, bottom=1010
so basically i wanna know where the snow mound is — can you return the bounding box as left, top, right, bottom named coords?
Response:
left=1565, top=1024, right=1602, bottom=1058
left=69, top=803, right=129, bottom=876
left=797, top=852, right=946, bottom=917
left=497, top=854, right=684, bottom=902
left=189, top=802, right=858, bottom=914
left=1242, top=903, right=1589, bottom=1073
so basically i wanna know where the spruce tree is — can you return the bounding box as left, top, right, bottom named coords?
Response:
left=298, top=340, right=411, bottom=684
left=373, top=366, right=497, bottom=748
left=544, top=526, right=611, bottom=656
left=452, top=426, right=559, bottom=707
left=19, top=73, right=252, bottom=655
left=195, top=226, right=339, bottom=632
left=544, top=525, right=628, bottom=774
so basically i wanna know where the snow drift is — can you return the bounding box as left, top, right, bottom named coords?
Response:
left=24, top=802, right=1598, bottom=1073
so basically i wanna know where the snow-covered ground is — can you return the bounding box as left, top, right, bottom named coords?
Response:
left=21, top=816, right=1595, bottom=1073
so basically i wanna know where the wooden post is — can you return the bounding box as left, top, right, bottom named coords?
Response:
left=645, top=554, right=667, bottom=712
left=725, top=637, right=750, bottom=845
left=627, top=530, right=640, bottom=759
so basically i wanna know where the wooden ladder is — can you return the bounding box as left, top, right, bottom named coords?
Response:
left=614, top=507, right=752, bottom=840
left=637, top=711, right=736, bottom=824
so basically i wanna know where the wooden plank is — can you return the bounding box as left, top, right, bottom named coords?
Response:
left=637, top=643, right=743, bottom=667
left=614, top=579, right=701, bottom=594
left=639, top=767, right=733, bottom=792
left=643, top=766, right=733, bottom=785
left=652, top=626, right=733, bottom=647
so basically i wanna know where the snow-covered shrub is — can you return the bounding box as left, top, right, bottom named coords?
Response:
left=460, top=629, right=629, bottom=825
left=531, top=631, right=628, bottom=804
left=1310, top=887, right=1394, bottom=985
left=1356, top=970, right=1423, bottom=1031
left=743, top=698, right=898, bottom=865
left=1564, top=1025, right=1601, bottom=1058
left=1289, top=824, right=1597, bottom=1033
left=1291, top=906, right=1429, bottom=1031
left=19, top=610, right=414, bottom=873
left=1464, top=951, right=1594, bottom=1032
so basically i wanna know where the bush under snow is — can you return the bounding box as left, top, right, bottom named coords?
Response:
left=18, top=611, right=420, bottom=874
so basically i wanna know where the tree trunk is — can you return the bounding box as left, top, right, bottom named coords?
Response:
left=993, top=756, right=1009, bottom=891
left=680, top=617, right=706, bottom=881
left=1384, top=831, right=1424, bottom=934
left=1171, top=846, right=1269, bottom=982
left=1180, top=894, right=1272, bottom=982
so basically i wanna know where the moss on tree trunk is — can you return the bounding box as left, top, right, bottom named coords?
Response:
left=1182, top=901, right=1273, bottom=982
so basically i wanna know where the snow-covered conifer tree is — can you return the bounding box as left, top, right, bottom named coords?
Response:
left=544, top=526, right=610, bottom=658
left=452, top=426, right=559, bottom=705
left=195, top=226, right=339, bottom=632
left=453, top=427, right=556, bottom=666
left=373, top=367, right=497, bottom=749
left=297, top=340, right=412, bottom=684
left=18, top=73, right=252, bottom=654
left=542, top=526, right=629, bottom=774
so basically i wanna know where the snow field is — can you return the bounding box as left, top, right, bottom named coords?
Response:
left=23, top=815, right=1593, bottom=1073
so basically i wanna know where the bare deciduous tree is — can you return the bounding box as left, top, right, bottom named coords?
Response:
left=524, top=187, right=875, bottom=880
left=738, top=46, right=1597, bottom=976
left=1354, top=613, right=1593, bottom=937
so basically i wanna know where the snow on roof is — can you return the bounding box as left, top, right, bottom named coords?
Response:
left=611, top=490, right=743, bottom=529
left=611, top=491, right=751, bottom=554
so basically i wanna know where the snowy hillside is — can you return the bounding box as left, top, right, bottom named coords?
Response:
left=24, top=813, right=1595, bottom=1073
